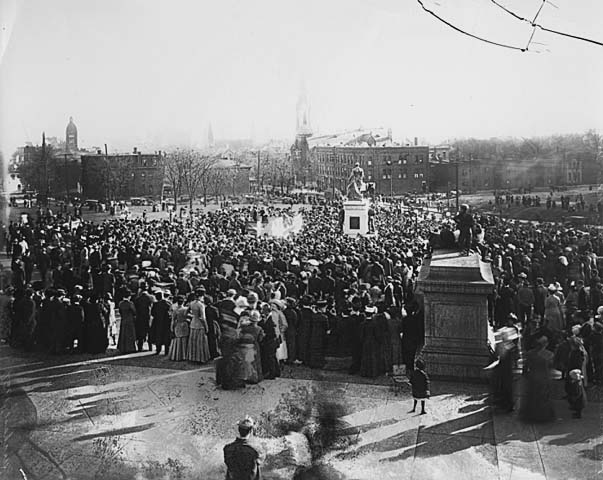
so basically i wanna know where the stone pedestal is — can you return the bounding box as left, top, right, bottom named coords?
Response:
left=343, top=200, right=370, bottom=237
left=417, top=250, right=494, bottom=382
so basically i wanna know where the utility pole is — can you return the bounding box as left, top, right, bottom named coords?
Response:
left=257, top=151, right=261, bottom=194
left=105, top=143, right=109, bottom=200
left=455, top=158, right=460, bottom=211
left=43, top=132, right=49, bottom=206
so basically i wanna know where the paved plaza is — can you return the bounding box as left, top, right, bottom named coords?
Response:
left=1, top=344, right=601, bottom=480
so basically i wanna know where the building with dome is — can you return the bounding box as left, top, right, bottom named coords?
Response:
left=66, top=116, right=78, bottom=151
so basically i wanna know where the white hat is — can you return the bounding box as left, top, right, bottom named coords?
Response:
left=235, top=296, right=249, bottom=309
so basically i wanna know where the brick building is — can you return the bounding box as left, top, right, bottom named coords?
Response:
left=81, top=148, right=164, bottom=200
left=430, top=153, right=591, bottom=193
left=311, top=143, right=431, bottom=196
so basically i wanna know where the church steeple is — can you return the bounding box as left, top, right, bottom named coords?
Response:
left=66, top=116, right=78, bottom=151
left=296, top=81, right=312, bottom=137
left=207, top=122, right=214, bottom=147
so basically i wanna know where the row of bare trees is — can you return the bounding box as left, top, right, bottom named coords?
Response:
left=164, top=149, right=241, bottom=209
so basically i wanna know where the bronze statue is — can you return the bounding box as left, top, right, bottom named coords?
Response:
left=346, top=162, right=365, bottom=201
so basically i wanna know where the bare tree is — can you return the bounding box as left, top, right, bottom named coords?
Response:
left=181, top=152, right=216, bottom=211
left=164, top=150, right=187, bottom=207
left=208, top=167, right=230, bottom=203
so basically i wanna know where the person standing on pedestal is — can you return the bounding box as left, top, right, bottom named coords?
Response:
left=454, top=204, right=474, bottom=255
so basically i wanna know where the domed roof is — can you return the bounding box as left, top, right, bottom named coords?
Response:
left=66, top=116, right=77, bottom=133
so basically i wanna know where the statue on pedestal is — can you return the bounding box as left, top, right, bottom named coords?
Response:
left=346, top=162, right=365, bottom=201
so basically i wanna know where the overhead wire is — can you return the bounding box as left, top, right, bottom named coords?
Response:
left=489, top=0, right=603, bottom=48
left=416, top=0, right=526, bottom=51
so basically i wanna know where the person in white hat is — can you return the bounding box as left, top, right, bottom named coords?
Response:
left=223, top=416, right=263, bottom=480
left=544, top=284, right=564, bottom=332
left=566, top=369, right=587, bottom=419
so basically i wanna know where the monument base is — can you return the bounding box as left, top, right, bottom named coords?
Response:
left=417, top=250, right=494, bottom=382
left=343, top=200, right=372, bottom=237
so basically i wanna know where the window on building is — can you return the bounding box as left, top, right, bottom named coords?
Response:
left=419, top=173, right=424, bottom=178
left=402, top=173, right=407, bottom=179
left=368, top=160, right=372, bottom=166
left=414, top=173, right=419, bottom=179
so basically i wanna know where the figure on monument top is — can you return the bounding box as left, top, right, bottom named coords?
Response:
left=347, top=162, right=365, bottom=201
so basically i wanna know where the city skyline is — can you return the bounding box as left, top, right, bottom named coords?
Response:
left=1, top=0, right=602, bottom=155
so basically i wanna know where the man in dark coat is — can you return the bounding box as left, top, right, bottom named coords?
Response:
left=296, top=295, right=314, bottom=363
left=150, top=291, right=172, bottom=355
left=307, top=300, right=329, bottom=369
left=205, top=294, right=221, bottom=359
left=134, top=285, right=155, bottom=351
left=224, top=416, right=262, bottom=480
left=454, top=204, right=474, bottom=255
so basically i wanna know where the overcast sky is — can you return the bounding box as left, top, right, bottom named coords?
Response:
left=0, top=0, right=602, bottom=154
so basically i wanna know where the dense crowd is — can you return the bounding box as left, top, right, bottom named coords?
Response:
left=0, top=199, right=602, bottom=419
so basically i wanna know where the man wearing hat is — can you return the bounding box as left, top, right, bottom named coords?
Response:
left=454, top=204, right=474, bottom=256
left=223, top=416, right=262, bottom=480
left=516, top=276, right=534, bottom=330
left=307, top=299, right=329, bottom=369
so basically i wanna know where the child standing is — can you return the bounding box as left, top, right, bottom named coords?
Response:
left=410, top=358, right=430, bottom=415
left=566, top=369, right=587, bottom=419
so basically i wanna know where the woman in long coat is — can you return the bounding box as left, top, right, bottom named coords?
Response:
left=283, top=298, right=298, bottom=364
left=520, top=335, right=555, bottom=422
left=259, top=306, right=281, bottom=379
left=82, top=294, right=109, bottom=354
left=386, top=311, right=404, bottom=372
left=186, top=292, right=211, bottom=363
left=168, top=296, right=189, bottom=361
left=544, top=285, right=565, bottom=332
left=232, top=311, right=265, bottom=385
left=375, top=312, right=393, bottom=375
left=117, top=291, right=137, bottom=354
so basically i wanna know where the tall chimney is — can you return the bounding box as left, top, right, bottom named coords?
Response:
left=133, top=147, right=138, bottom=154
left=414, top=137, right=418, bottom=146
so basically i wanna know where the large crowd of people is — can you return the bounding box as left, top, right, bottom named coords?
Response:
left=0, top=197, right=602, bottom=420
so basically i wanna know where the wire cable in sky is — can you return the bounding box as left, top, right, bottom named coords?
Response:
left=489, top=0, right=603, bottom=48
left=416, top=0, right=526, bottom=51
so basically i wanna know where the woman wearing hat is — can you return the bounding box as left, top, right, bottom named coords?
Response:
left=186, top=290, right=211, bottom=364
left=259, top=304, right=281, bottom=379
left=283, top=298, right=299, bottom=364
left=230, top=310, right=265, bottom=387
left=82, top=293, right=109, bottom=355
left=168, top=295, right=189, bottom=362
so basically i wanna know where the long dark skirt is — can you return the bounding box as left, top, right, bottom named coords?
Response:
left=260, top=340, right=280, bottom=379
left=520, top=373, right=555, bottom=422
left=83, top=319, right=108, bottom=354
left=117, top=317, right=137, bottom=354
